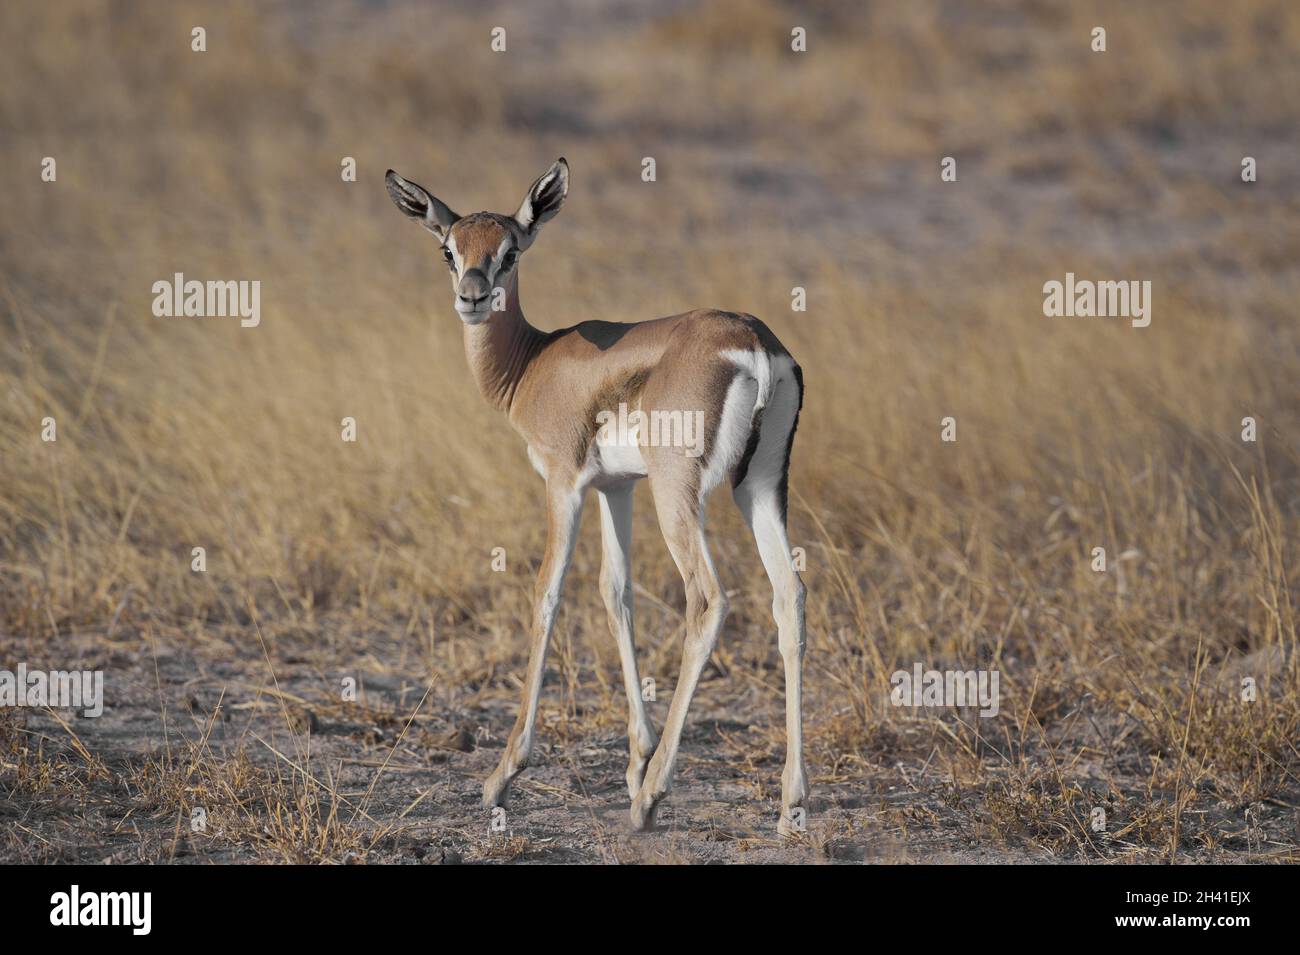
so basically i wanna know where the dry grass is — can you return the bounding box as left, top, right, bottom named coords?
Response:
left=1, top=0, right=1299, bottom=862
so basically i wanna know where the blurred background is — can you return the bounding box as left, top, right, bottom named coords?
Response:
left=2, top=0, right=1299, bottom=861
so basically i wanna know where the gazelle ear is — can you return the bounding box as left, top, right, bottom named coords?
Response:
left=385, top=170, right=459, bottom=244
left=514, top=158, right=569, bottom=242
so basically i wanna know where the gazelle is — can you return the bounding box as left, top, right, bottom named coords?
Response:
left=385, top=159, right=808, bottom=834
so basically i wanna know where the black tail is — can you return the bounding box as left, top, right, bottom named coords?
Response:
left=776, top=362, right=804, bottom=523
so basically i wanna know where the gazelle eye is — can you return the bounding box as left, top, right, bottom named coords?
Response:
left=499, top=250, right=518, bottom=272
left=442, top=248, right=455, bottom=268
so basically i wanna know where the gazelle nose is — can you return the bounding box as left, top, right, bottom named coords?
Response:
left=458, top=269, right=491, bottom=305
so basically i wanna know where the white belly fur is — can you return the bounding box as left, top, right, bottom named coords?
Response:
left=588, top=435, right=650, bottom=486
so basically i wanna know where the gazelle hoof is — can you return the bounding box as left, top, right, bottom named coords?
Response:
left=482, top=772, right=510, bottom=810
left=777, top=807, right=807, bottom=838
left=629, top=790, right=663, bottom=831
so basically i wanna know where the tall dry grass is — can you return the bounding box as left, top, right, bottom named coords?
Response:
left=2, top=0, right=1299, bottom=858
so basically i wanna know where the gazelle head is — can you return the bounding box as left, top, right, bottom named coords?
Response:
left=385, top=158, right=569, bottom=325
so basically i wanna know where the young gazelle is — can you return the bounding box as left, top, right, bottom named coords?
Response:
left=385, top=159, right=808, bottom=833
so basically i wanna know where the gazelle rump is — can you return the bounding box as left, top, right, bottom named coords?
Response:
left=385, top=158, right=808, bottom=833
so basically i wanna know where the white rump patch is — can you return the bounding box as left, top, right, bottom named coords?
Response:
left=734, top=352, right=798, bottom=494
left=700, top=349, right=784, bottom=497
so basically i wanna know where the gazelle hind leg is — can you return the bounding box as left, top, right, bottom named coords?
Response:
left=596, top=483, right=658, bottom=798
left=629, top=353, right=759, bottom=831
left=734, top=479, right=807, bottom=835
left=628, top=366, right=757, bottom=830
left=629, top=479, right=728, bottom=831
left=733, top=364, right=807, bottom=835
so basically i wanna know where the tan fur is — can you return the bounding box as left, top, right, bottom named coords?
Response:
left=449, top=213, right=512, bottom=270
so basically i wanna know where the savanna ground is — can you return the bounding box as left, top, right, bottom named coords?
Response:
left=2, top=0, right=1300, bottom=864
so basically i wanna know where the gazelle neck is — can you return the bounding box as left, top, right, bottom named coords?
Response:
left=461, top=272, right=545, bottom=413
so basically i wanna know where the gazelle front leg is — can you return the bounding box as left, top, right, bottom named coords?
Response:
left=596, top=483, right=658, bottom=798
left=482, top=482, right=584, bottom=809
